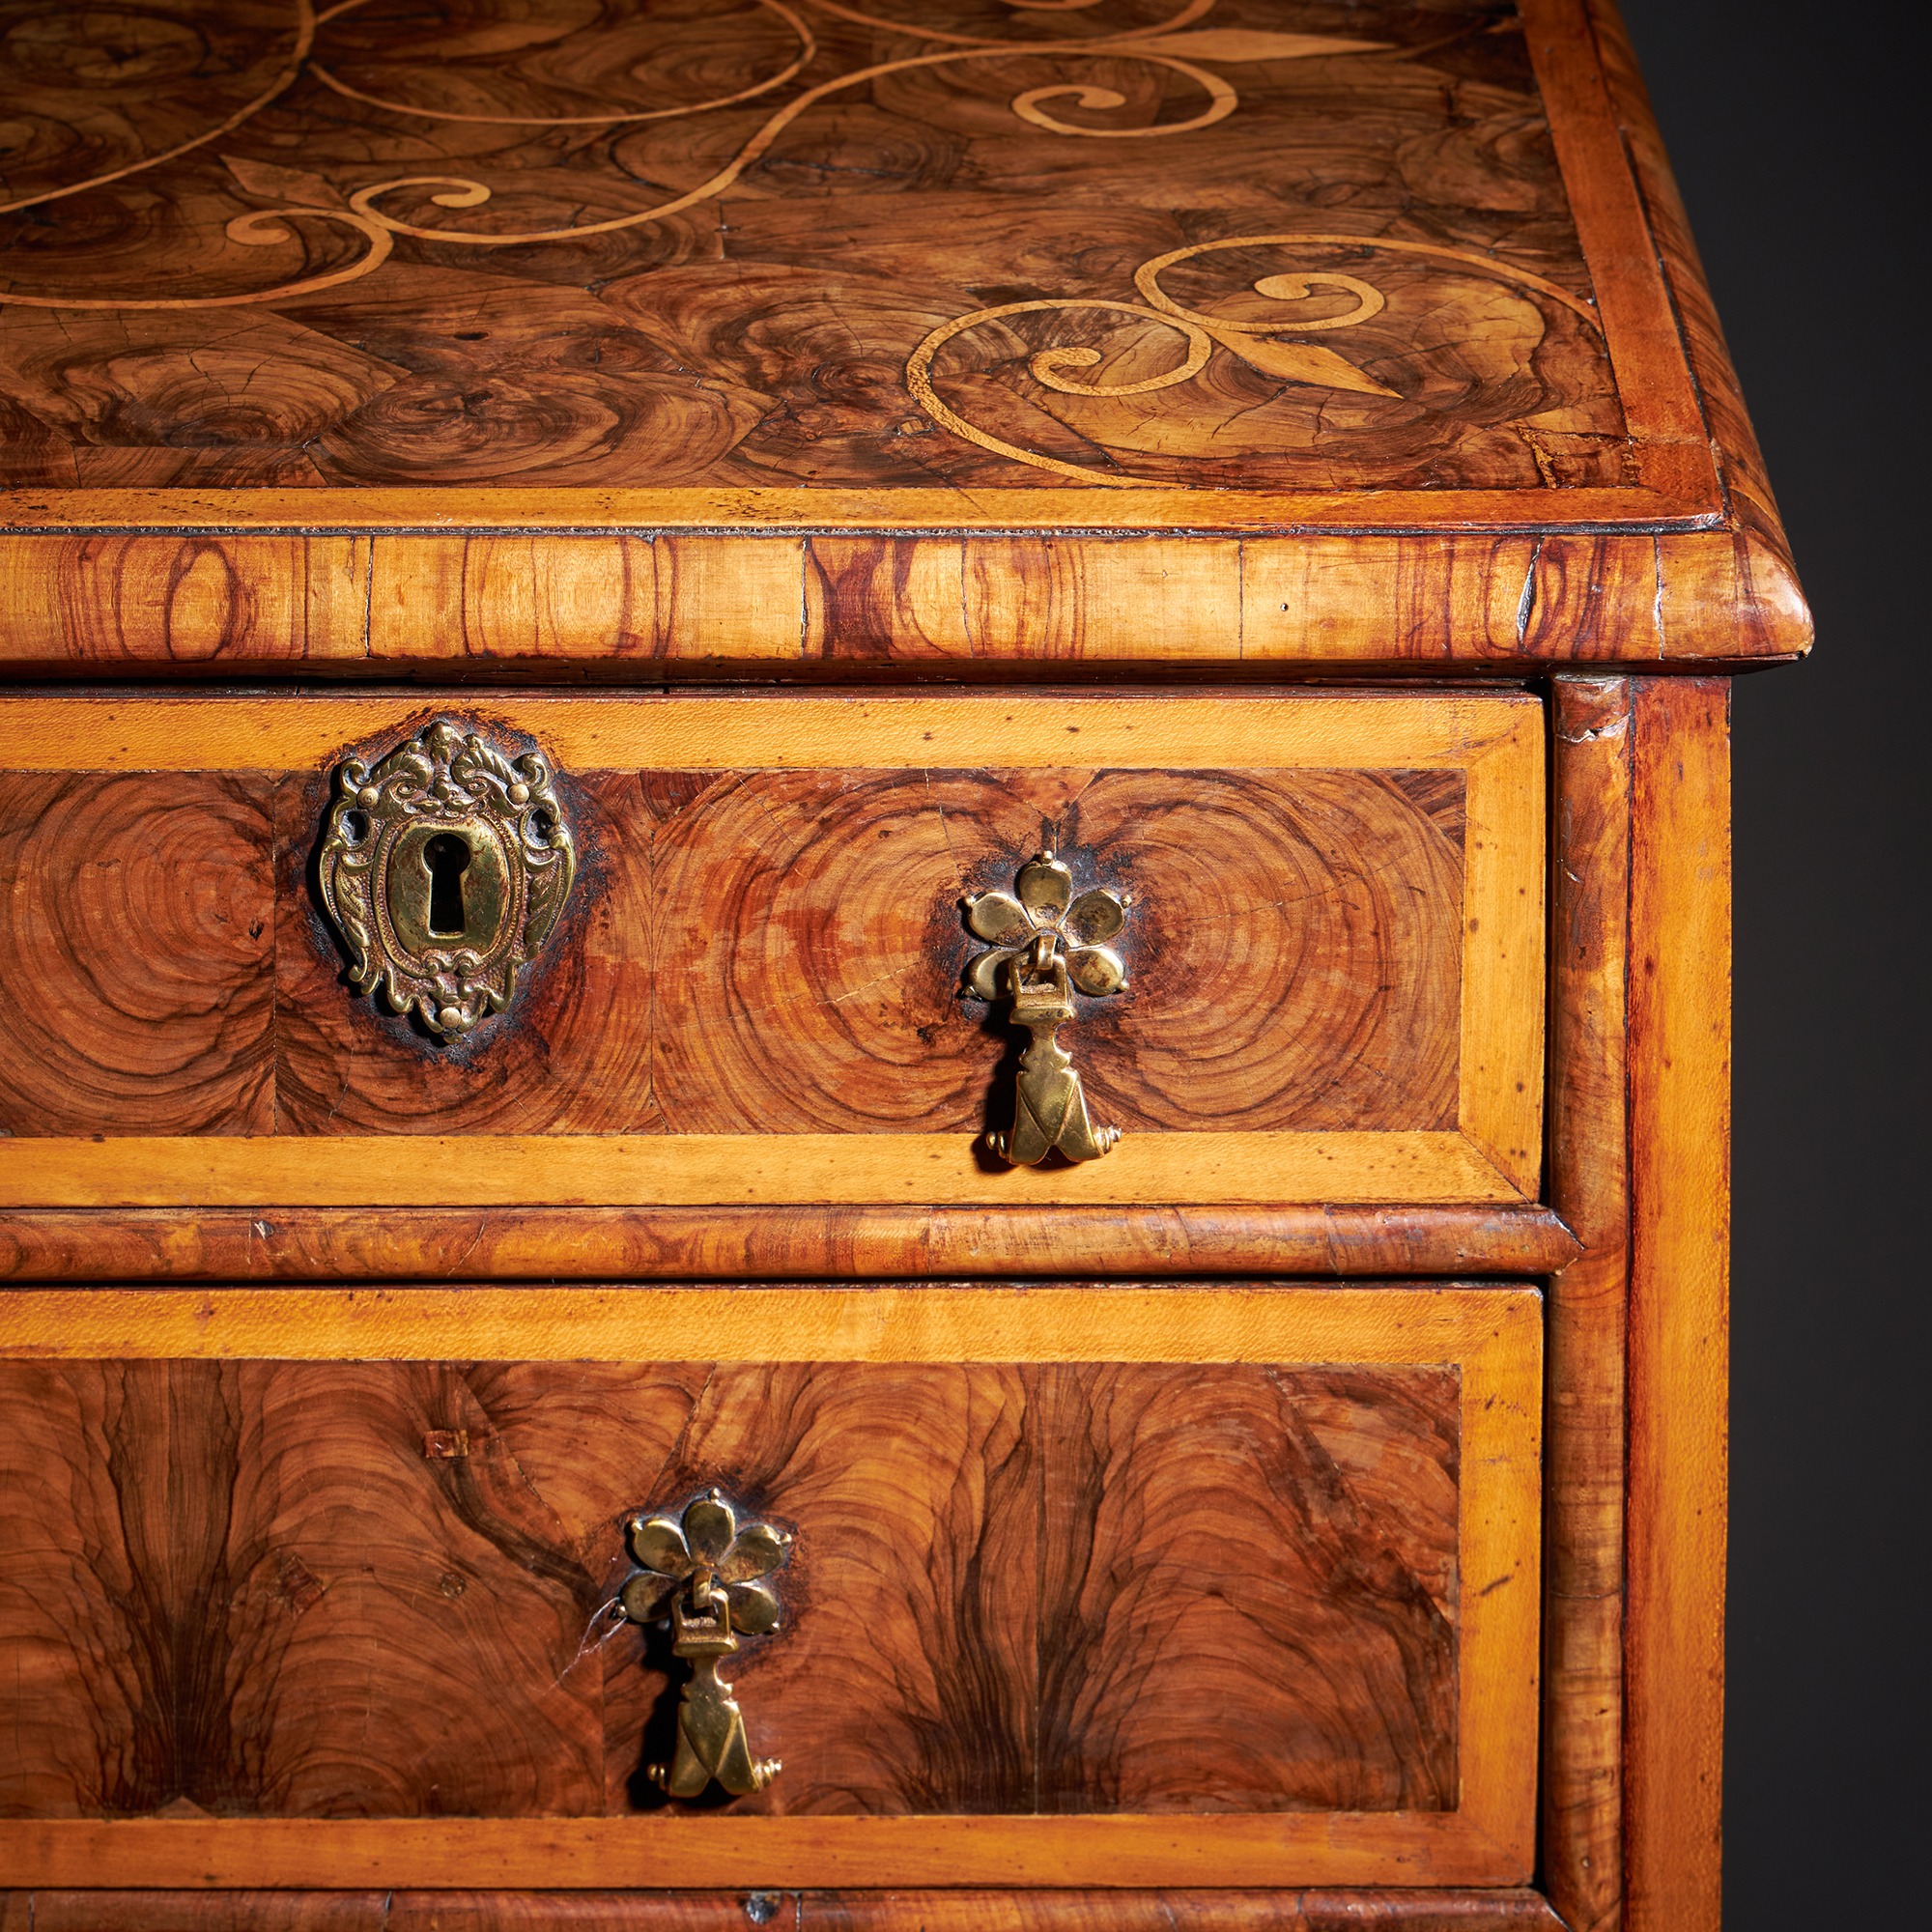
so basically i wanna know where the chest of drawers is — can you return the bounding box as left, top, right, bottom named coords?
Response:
left=0, top=2, right=1805, bottom=1927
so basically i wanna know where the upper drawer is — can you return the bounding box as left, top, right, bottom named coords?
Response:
left=0, top=690, right=1543, bottom=1214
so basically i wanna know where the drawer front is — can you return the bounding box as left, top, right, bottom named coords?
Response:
left=0, top=690, right=1543, bottom=1212
left=0, top=1285, right=1539, bottom=1889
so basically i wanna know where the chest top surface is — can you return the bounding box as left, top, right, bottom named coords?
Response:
left=0, top=0, right=1807, bottom=663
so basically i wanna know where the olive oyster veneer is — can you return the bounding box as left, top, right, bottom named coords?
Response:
left=0, top=2, right=1803, bottom=1927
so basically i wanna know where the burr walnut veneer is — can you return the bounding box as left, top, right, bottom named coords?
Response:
left=0, top=2, right=1802, bottom=1928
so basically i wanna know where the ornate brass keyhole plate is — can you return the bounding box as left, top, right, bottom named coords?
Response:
left=318, top=722, right=576, bottom=1039
left=618, top=1491, right=791, bottom=1801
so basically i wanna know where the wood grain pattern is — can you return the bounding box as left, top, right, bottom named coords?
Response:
left=617, top=1359, right=1044, bottom=1820
left=23, top=1895, right=384, bottom=1932
left=0, top=1131, right=1525, bottom=1209
left=0, top=1804, right=1539, bottom=1891
left=0, top=11, right=1784, bottom=1918
left=806, top=535, right=1245, bottom=664
left=1031, top=1365, right=1459, bottom=1813
left=0, top=1283, right=1539, bottom=1888
left=0, top=1202, right=1582, bottom=1285
left=1543, top=673, right=1632, bottom=1932
left=0, top=0, right=1813, bottom=668
left=0, top=772, right=275, bottom=1137
left=0, top=526, right=1809, bottom=668
left=0, top=1, right=1622, bottom=499
left=0, top=690, right=1541, bottom=1211
left=0, top=1281, right=1532, bottom=1371
left=646, top=764, right=1463, bottom=1137
left=806, top=1893, right=1565, bottom=1932
left=369, top=535, right=808, bottom=666
left=1514, top=0, right=1703, bottom=471
left=1624, top=677, right=1729, bottom=1932
left=0, top=1357, right=1456, bottom=1821
left=0, top=1892, right=1570, bottom=1930
left=389, top=1900, right=786, bottom=1932
left=0, top=690, right=1538, bottom=773
left=0, top=1358, right=612, bottom=1822
left=0, top=533, right=370, bottom=664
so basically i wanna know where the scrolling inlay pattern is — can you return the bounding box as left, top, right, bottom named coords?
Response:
left=0, top=0, right=1618, bottom=491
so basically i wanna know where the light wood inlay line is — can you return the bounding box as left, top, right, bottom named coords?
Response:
left=0, top=1284, right=1532, bottom=1364
left=0, top=1130, right=1522, bottom=1208
left=0, top=692, right=1536, bottom=774
left=0, top=484, right=1720, bottom=533
left=0, top=1812, right=1527, bottom=1890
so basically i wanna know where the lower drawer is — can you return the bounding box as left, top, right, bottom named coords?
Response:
left=0, top=1285, right=1539, bottom=1889
left=0, top=688, right=1545, bottom=1228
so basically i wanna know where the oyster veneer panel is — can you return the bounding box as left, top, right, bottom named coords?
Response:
left=0, top=1356, right=1459, bottom=1821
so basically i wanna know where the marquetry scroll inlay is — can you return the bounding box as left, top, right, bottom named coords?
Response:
left=0, top=1, right=1385, bottom=313
left=0, top=1, right=1619, bottom=493
left=907, top=232, right=1605, bottom=486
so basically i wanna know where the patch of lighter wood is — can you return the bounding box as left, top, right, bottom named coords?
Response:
left=0, top=1128, right=1520, bottom=1208
left=0, top=690, right=1537, bottom=772
left=1457, top=702, right=1548, bottom=1197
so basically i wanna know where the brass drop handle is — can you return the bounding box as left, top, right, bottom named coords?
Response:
left=618, top=1491, right=791, bottom=1799
left=962, top=849, right=1130, bottom=1164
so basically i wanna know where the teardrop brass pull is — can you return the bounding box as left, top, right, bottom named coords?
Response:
left=962, top=849, right=1130, bottom=1165
left=318, top=722, right=575, bottom=1039
left=618, top=1491, right=791, bottom=1799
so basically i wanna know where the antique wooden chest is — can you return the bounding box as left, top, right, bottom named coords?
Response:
left=0, top=1, right=1806, bottom=1926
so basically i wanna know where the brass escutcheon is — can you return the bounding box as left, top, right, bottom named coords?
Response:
left=618, top=1491, right=791, bottom=1800
left=962, top=849, right=1130, bottom=1164
left=317, top=721, right=575, bottom=1039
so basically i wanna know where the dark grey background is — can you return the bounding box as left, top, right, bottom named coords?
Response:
left=1614, top=2, right=1925, bottom=1923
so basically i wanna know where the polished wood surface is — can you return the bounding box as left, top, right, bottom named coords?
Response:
left=1543, top=672, right=1632, bottom=1932
left=273, top=763, right=1467, bottom=1138
left=0, top=1201, right=1580, bottom=1284
left=0, top=1, right=1810, bottom=670
left=0, top=1279, right=1526, bottom=1369
left=0, top=685, right=1535, bottom=769
left=0, top=1812, right=1540, bottom=1891
left=761, top=1895, right=1566, bottom=1932
left=1625, top=678, right=1729, bottom=1932
left=0, top=1131, right=1519, bottom=1209
left=0, top=771, right=276, bottom=1136
left=0, top=526, right=1808, bottom=671
left=0, top=1284, right=1540, bottom=1888
left=0, top=1, right=1647, bottom=503
left=0, top=1889, right=1571, bottom=1930
left=0, top=690, right=1544, bottom=1212
left=0, top=1, right=1789, bottom=1917
left=11, top=1900, right=381, bottom=1932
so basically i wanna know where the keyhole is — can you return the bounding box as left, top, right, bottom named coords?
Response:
left=423, top=833, right=470, bottom=938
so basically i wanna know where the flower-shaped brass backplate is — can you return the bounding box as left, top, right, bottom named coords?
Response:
left=963, top=850, right=1128, bottom=1001
left=620, top=1492, right=788, bottom=1637
left=618, top=1491, right=791, bottom=1799
left=962, top=850, right=1131, bottom=1165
